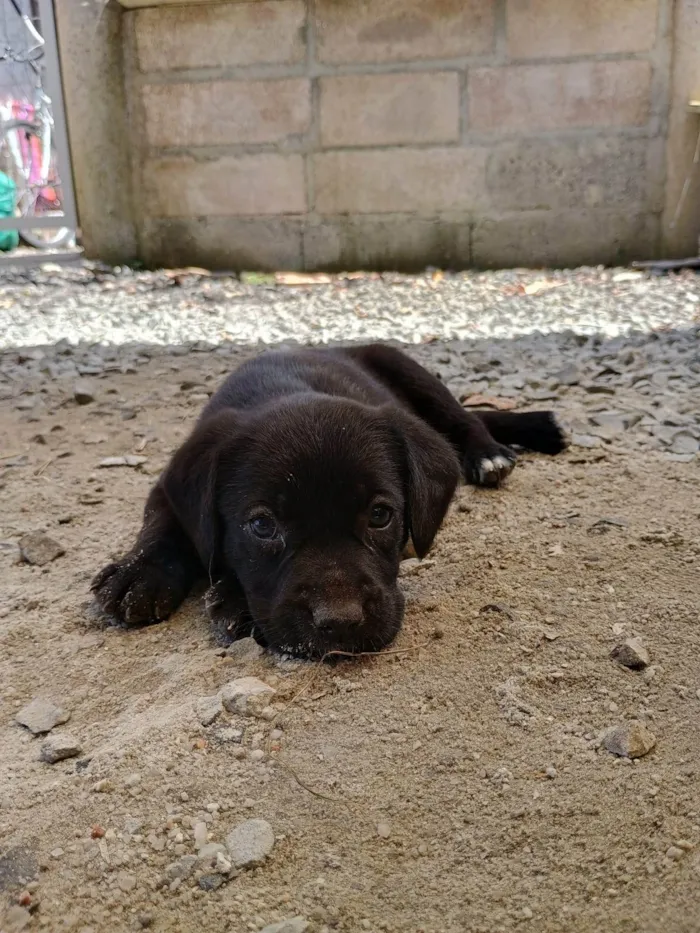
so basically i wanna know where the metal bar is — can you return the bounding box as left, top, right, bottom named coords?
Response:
left=0, top=214, right=69, bottom=230
left=35, top=0, right=78, bottom=231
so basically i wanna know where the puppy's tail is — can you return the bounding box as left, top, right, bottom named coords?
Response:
left=475, top=411, right=570, bottom=455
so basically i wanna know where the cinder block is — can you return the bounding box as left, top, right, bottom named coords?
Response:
left=487, top=138, right=650, bottom=211
left=469, top=61, right=651, bottom=132
left=472, top=211, right=659, bottom=267
left=144, top=154, right=306, bottom=217
left=134, top=1, right=306, bottom=72
left=314, top=148, right=488, bottom=214
left=142, top=78, right=310, bottom=148
left=304, top=215, right=472, bottom=271
left=316, top=0, right=496, bottom=63
left=140, top=217, right=303, bottom=271
left=507, top=0, right=659, bottom=59
left=319, top=72, right=460, bottom=147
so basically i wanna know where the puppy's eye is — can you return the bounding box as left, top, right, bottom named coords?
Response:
left=369, top=504, right=393, bottom=529
left=248, top=514, right=279, bottom=539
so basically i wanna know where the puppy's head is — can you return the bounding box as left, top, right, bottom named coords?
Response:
left=162, top=397, right=459, bottom=658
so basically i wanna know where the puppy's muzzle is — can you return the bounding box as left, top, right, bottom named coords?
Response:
left=312, top=598, right=365, bottom=638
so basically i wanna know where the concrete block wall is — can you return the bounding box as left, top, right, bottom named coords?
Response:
left=119, top=0, right=677, bottom=270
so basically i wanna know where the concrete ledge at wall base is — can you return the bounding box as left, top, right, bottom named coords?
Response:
left=472, top=211, right=660, bottom=268
left=138, top=211, right=660, bottom=273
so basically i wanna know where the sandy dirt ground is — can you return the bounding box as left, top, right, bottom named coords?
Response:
left=1, top=334, right=699, bottom=933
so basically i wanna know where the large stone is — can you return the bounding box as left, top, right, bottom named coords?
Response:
left=319, top=72, right=459, bottom=148
left=144, top=155, right=306, bottom=218
left=506, top=0, right=659, bottom=58
left=40, top=734, right=82, bottom=764
left=225, top=819, right=275, bottom=869
left=314, top=148, right=488, bottom=214
left=470, top=61, right=651, bottom=133
left=142, top=78, right=310, bottom=148
left=134, top=1, right=306, bottom=72
left=316, top=0, right=496, bottom=63
left=603, top=721, right=656, bottom=758
left=611, top=638, right=650, bottom=670
left=19, top=532, right=65, bottom=566
left=16, top=698, right=70, bottom=735
left=221, top=677, right=276, bottom=717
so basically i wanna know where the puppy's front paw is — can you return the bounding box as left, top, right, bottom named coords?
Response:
left=205, top=578, right=253, bottom=645
left=464, top=444, right=517, bottom=488
left=91, top=552, right=188, bottom=626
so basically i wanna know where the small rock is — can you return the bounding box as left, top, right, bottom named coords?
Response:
left=199, top=874, right=225, bottom=891
left=572, top=433, right=603, bottom=449
left=602, top=720, right=656, bottom=759
left=545, top=766, right=557, bottom=779
left=40, top=733, right=82, bottom=763
left=260, top=920, right=309, bottom=933
left=1, top=906, right=31, bottom=932
left=92, top=779, right=114, bottom=794
left=19, top=532, right=65, bottom=566
left=376, top=822, right=391, bottom=839
left=665, top=846, right=684, bottom=861
left=16, top=698, right=70, bottom=734
left=225, top=818, right=275, bottom=869
left=166, top=855, right=197, bottom=881
left=226, top=637, right=264, bottom=662
left=611, top=637, right=650, bottom=670
left=221, top=677, right=275, bottom=716
left=193, top=821, right=209, bottom=849
left=117, top=871, right=136, bottom=893
left=669, top=432, right=699, bottom=455
left=136, top=913, right=154, bottom=929
left=73, top=380, right=95, bottom=405
left=197, top=843, right=227, bottom=867
left=195, top=694, right=223, bottom=727
left=215, top=851, right=232, bottom=874
left=98, top=455, right=147, bottom=468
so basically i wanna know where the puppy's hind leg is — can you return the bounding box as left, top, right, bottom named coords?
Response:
left=475, top=411, right=570, bottom=455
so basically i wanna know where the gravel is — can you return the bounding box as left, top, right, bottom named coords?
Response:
left=0, top=264, right=698, bottom=349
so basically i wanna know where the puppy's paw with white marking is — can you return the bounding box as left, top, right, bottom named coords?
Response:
left=464, top=445, right=517, bottom=488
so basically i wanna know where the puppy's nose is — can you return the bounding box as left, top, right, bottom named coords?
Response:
left=312, top=600, right=364, bottom=632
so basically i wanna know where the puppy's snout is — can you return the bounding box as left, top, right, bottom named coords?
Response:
left=312, top=599, right=364, bottom=634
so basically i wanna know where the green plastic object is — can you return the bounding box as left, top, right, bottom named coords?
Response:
left=0, top=170, right=19, bottom=250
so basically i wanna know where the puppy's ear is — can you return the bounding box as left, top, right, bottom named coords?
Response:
left=159, top=410, right=239, bottom=570
left=390, top=409, right=460, bottom=558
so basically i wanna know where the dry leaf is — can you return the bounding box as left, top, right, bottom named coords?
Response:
left=523, top=279, right=565, bottom=296
left=462, top=394, right=517, bottom=411
left=275, top=272, right=332, bottom=286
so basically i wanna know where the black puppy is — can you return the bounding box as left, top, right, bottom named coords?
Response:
left=92, top=344, right=567, bottom=658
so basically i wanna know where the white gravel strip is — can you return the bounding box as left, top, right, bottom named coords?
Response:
left=0, top=265, right=698, bottom=348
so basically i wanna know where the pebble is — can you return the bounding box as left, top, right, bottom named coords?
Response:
left=73, top=380, right=95, bottom=404
left=226, top=637, right=265, bottom=662
left=18, top=532, right=65, bottom=566
left=602, top=721, right=657, bottom=758
left=198, top=874, right=225, bottom=891
left=197, top=843, right=227, bottom=867
left=195, top=694, right=223, bottom=727
left=1, top=906, right=31, bottom=932
left=193, top=821, right=209, bottom=849
left=117, top=871, right=136, bottom=893
left=220, top=677, right=276, bottom=717
left=92, top=779, right=114, bottom=794
left=376, top=822, right=392, bottom=839
left=665, top=846, right=685, bottom=861
left=225, top=818, right=275, bottom=869
left=260, top=920, right=309, bottom=933
left=611, top=637, right=650, bottom=670
left=39, top=733, right=82, bottom=763
left=16, top=698, right=70, bottom=734
left=98, top=455, right=148, bottom=468
left=166, top=855, right=197, bottom=881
